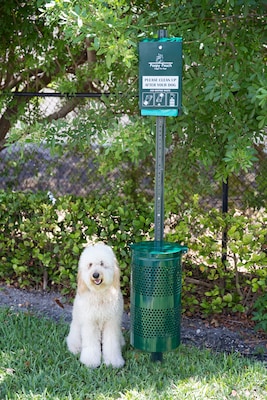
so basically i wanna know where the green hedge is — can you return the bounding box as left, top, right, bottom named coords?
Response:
left=1, top=190, right=266, bottom=331
left=166, top=195, right=267, bottom=331
left=0, top=190, right=153, bottom=295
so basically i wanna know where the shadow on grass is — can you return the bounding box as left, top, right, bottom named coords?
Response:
left=0, top=309, right=266, bottom=400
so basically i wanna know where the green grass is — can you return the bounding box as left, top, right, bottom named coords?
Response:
left=0, top=309, right=266, bottom=400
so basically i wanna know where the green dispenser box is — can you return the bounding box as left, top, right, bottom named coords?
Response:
left=130, top=241, right=188, bottom=353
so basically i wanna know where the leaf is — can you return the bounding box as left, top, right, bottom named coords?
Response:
left=106, top=53, right=112, bottom=69
left=54, top=298, right=64, bottom=309
left=223, top=293, right=233, bottom=303
left=93, top=36, right=100, bottom=50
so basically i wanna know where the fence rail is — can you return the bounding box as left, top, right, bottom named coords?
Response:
left=0, top=92, right=266, bottom=211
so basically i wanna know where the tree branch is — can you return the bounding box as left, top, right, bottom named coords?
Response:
left=0, top=47, right=93, bottom=149
left=185, top=277, right=214, bottom=288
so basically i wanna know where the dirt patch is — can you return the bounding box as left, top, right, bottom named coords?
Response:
left=0, top=285, right=266, bottom=363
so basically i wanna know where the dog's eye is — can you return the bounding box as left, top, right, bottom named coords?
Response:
left=88, top=263, right=93, bottom=269
left=100, top=261, right=104, bottom=266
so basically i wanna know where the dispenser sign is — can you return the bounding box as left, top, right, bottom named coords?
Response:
left=139, top=38, right=182, bottom=117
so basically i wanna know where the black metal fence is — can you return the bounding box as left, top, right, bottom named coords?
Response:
left=0, top=92, right=266, bottom=211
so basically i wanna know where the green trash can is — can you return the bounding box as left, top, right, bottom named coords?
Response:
left=130, top=241, right=187, bottom=353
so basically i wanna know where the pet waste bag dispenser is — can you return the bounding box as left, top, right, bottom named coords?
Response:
left=130, top=32, right=187, bottom=359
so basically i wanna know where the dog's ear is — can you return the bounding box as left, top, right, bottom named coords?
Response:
left=77, top=270, right=88, bottom=295
left=113, top=258, right=121, bottom=290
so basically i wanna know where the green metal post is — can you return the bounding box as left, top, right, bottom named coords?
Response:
left=152, top=29, right=168, bottom=362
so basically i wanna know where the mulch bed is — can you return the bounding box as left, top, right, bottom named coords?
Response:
left=0, top=284, right=266, bottom=363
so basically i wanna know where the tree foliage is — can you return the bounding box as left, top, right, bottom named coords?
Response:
left=0, top=0, right=266, bottom=184
left=0, top=0, right=96, bottom=148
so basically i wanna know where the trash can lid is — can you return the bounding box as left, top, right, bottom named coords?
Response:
left=131, top=241, right=188, bottom=255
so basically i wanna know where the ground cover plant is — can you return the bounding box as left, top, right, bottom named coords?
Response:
left=0, top=308, right=266, bottom=400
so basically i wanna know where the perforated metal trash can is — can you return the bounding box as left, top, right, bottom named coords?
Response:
left=130, top=241, right=187, bottom=353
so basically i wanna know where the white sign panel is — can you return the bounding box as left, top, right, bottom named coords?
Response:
left=142, top=92, right=178, bottom=107
left=142, top=76, right=179, bottom=90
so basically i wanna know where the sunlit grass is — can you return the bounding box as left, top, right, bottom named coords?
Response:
left=0, top=308, right=266, bottom=400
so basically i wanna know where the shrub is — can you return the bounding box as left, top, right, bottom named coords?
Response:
left=1, top=190, right=266, bottom=332
left=0, top=190, right=153, bottom=295
left=166, top=196, right=267, bottom=319
left=252, top=293, right=267, bottom=332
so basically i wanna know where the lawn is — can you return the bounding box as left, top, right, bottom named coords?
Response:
left=0, top=308, right=266, bottom=400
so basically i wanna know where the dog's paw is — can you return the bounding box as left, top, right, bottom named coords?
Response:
left=80, top=348, right=101, bottom=369
left=104, top=354, right=125, bottom=368
left=66, top=336, right=81, bottom=355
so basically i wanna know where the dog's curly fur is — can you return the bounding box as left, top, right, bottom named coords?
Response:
left=66, top=243, right=125, bottom=368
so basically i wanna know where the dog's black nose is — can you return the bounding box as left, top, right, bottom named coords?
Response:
left=93, top=272, right=100, bottom=279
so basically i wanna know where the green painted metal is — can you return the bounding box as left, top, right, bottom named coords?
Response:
left=139, top=37, right=183, bottom=117
left=130, top=241, right=187, bottom=353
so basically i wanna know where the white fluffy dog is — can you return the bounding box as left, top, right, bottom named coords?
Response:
left=66, top=243, right=125, bottom=368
